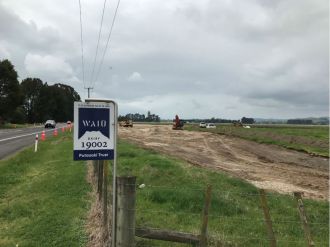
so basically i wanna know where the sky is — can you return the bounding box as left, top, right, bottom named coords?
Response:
left=0, top=0, right=328, bottom=119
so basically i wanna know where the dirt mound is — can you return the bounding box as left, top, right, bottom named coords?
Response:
left=119, top=124, right=329, bottom=200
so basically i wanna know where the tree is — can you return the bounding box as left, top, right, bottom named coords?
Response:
left=21, top=78, right=43, bottom=123
left=0, top=59, right=22, bottom=122
left=34, top=83, right=81, bottom=122
left=241, top=117, right=255, bottom=124
left=51, top=83, right=81, bottom=121
left=12, top=106, right=26, bottom=124
left=287, top=119, right=313, bottom=125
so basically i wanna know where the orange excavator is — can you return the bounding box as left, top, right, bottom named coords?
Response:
left=172, top=115, right=184, bottom=130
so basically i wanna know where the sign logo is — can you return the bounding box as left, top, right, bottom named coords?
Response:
left=78, top=108, right=109, bottom=138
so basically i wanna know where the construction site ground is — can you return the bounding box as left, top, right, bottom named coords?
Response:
left=119, top=124, right=329, bottom=200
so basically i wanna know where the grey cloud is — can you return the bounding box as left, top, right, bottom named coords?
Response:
left=245, top=89, right=329, bottom=108
left=0, top=0, right=328, bottom=119
left=0, top=5, right=61, bottom=53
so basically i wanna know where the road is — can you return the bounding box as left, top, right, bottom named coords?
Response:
left=0, top=124, right=67, bottom=160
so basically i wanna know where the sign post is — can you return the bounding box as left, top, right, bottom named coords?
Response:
left=74, top=99, right=118, bottom=246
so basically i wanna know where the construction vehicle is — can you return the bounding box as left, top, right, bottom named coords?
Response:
left=172, top=115, right=184, bottom=130
left=119, top=119, right=133, bottom=127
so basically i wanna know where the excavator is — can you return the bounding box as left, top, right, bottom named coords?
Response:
left=119, top=119, right=133, bottom=127
left=172, top=115, right=184, bottom=130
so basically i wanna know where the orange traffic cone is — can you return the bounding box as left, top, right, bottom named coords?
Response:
left=41, top=131, right=46, bottom=141
left=53, top=128, right=58, bottom=136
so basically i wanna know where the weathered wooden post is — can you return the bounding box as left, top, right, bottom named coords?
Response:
left=293, top=192, right=315, bottom=247
left=259, top=189, right=277, bottom=247
left=116, top=176, right=137, bottom=247
left=199, top=185, right=212, bottom=247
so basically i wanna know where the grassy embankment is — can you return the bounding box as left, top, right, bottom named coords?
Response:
left=0, top=131, right=90, bottom=246
left=0, top=131, right=328, bottom=246
left=185, top=124, right=329, bottom=157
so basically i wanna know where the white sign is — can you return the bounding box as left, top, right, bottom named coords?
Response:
left=73, top=101, right=116, bottom=160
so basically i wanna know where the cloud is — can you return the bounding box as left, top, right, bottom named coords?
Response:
left=127, top=72, right=143, bottom=82
left=0, top=43, right=11, bottom=59
left=24, top=53, right=74, bottom=82
left=0, top=0, right=328, bottom=119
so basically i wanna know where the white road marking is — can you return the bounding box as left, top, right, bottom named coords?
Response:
left=0, top=129, right=24, bottom=134
left=0, top=128, right=62, bottom=142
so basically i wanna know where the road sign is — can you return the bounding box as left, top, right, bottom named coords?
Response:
left=73, top=101, right=116, bottom=160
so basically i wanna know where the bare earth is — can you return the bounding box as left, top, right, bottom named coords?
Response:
left=119, top=124, right=329, bottom=200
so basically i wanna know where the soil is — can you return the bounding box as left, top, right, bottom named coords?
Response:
left=119, top=124, right=329, bottom=200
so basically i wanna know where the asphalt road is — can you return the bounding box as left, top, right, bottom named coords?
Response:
left=0, top=124, right=67, bottom=160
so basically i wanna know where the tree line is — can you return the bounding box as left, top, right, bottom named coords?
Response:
left=0, top=59, right=81, bottom=124
left=184, top=117, right=255, bottom=124
left=119, top=111, right=160, bottom=122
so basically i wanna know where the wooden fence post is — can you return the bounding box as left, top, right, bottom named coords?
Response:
left=116, top=176, right=136, bottom=247
left=259, top=189, right=277, bottom=247
left=199, top=185, right=212, bottom=247
left=293, top=192, right=315, bottom=247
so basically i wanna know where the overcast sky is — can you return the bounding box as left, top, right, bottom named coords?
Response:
left=0, top=0, right=328, bottom=119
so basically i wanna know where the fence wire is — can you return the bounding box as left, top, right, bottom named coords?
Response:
left=1, top=170, right=329, bottom=246
left=129, top=183, right=329, bottom=247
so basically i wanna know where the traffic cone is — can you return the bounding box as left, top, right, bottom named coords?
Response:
left=41, top=131, right=46, bottom=141
left=53, top=128, right=58, bottom=136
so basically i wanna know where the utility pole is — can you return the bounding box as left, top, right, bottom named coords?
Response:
left=85, top=86, right=93, bottom=98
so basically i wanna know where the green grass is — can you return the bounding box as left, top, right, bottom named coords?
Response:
left=117, top=140, right=329, bottom=246
left=0, top=131, right=328, bottom=246
left=185, top=124, right=329, bottom=157
left=0, top=132, right=90, bottom=246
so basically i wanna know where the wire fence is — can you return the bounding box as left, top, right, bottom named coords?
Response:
left=1, top=164, right=329, bottom=247
left=122, top=183, right=329, bottom=247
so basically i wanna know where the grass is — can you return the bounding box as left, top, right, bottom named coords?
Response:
left=185, top=124, right=329, bottom=157
left=0, top=132, right=90, bottom=247
left=0, top=130, right=328, bottom=246
left=117, top=140, right=329, bottom=246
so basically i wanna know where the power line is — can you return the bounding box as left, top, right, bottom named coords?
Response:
left=92, top=0, right=121, bottom=88
left=78, top=0, right=85, bottom=88
left=89, top=0, right=108, bottom=87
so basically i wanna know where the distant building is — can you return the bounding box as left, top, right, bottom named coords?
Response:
left=146, top=111, right=160, bottom=122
